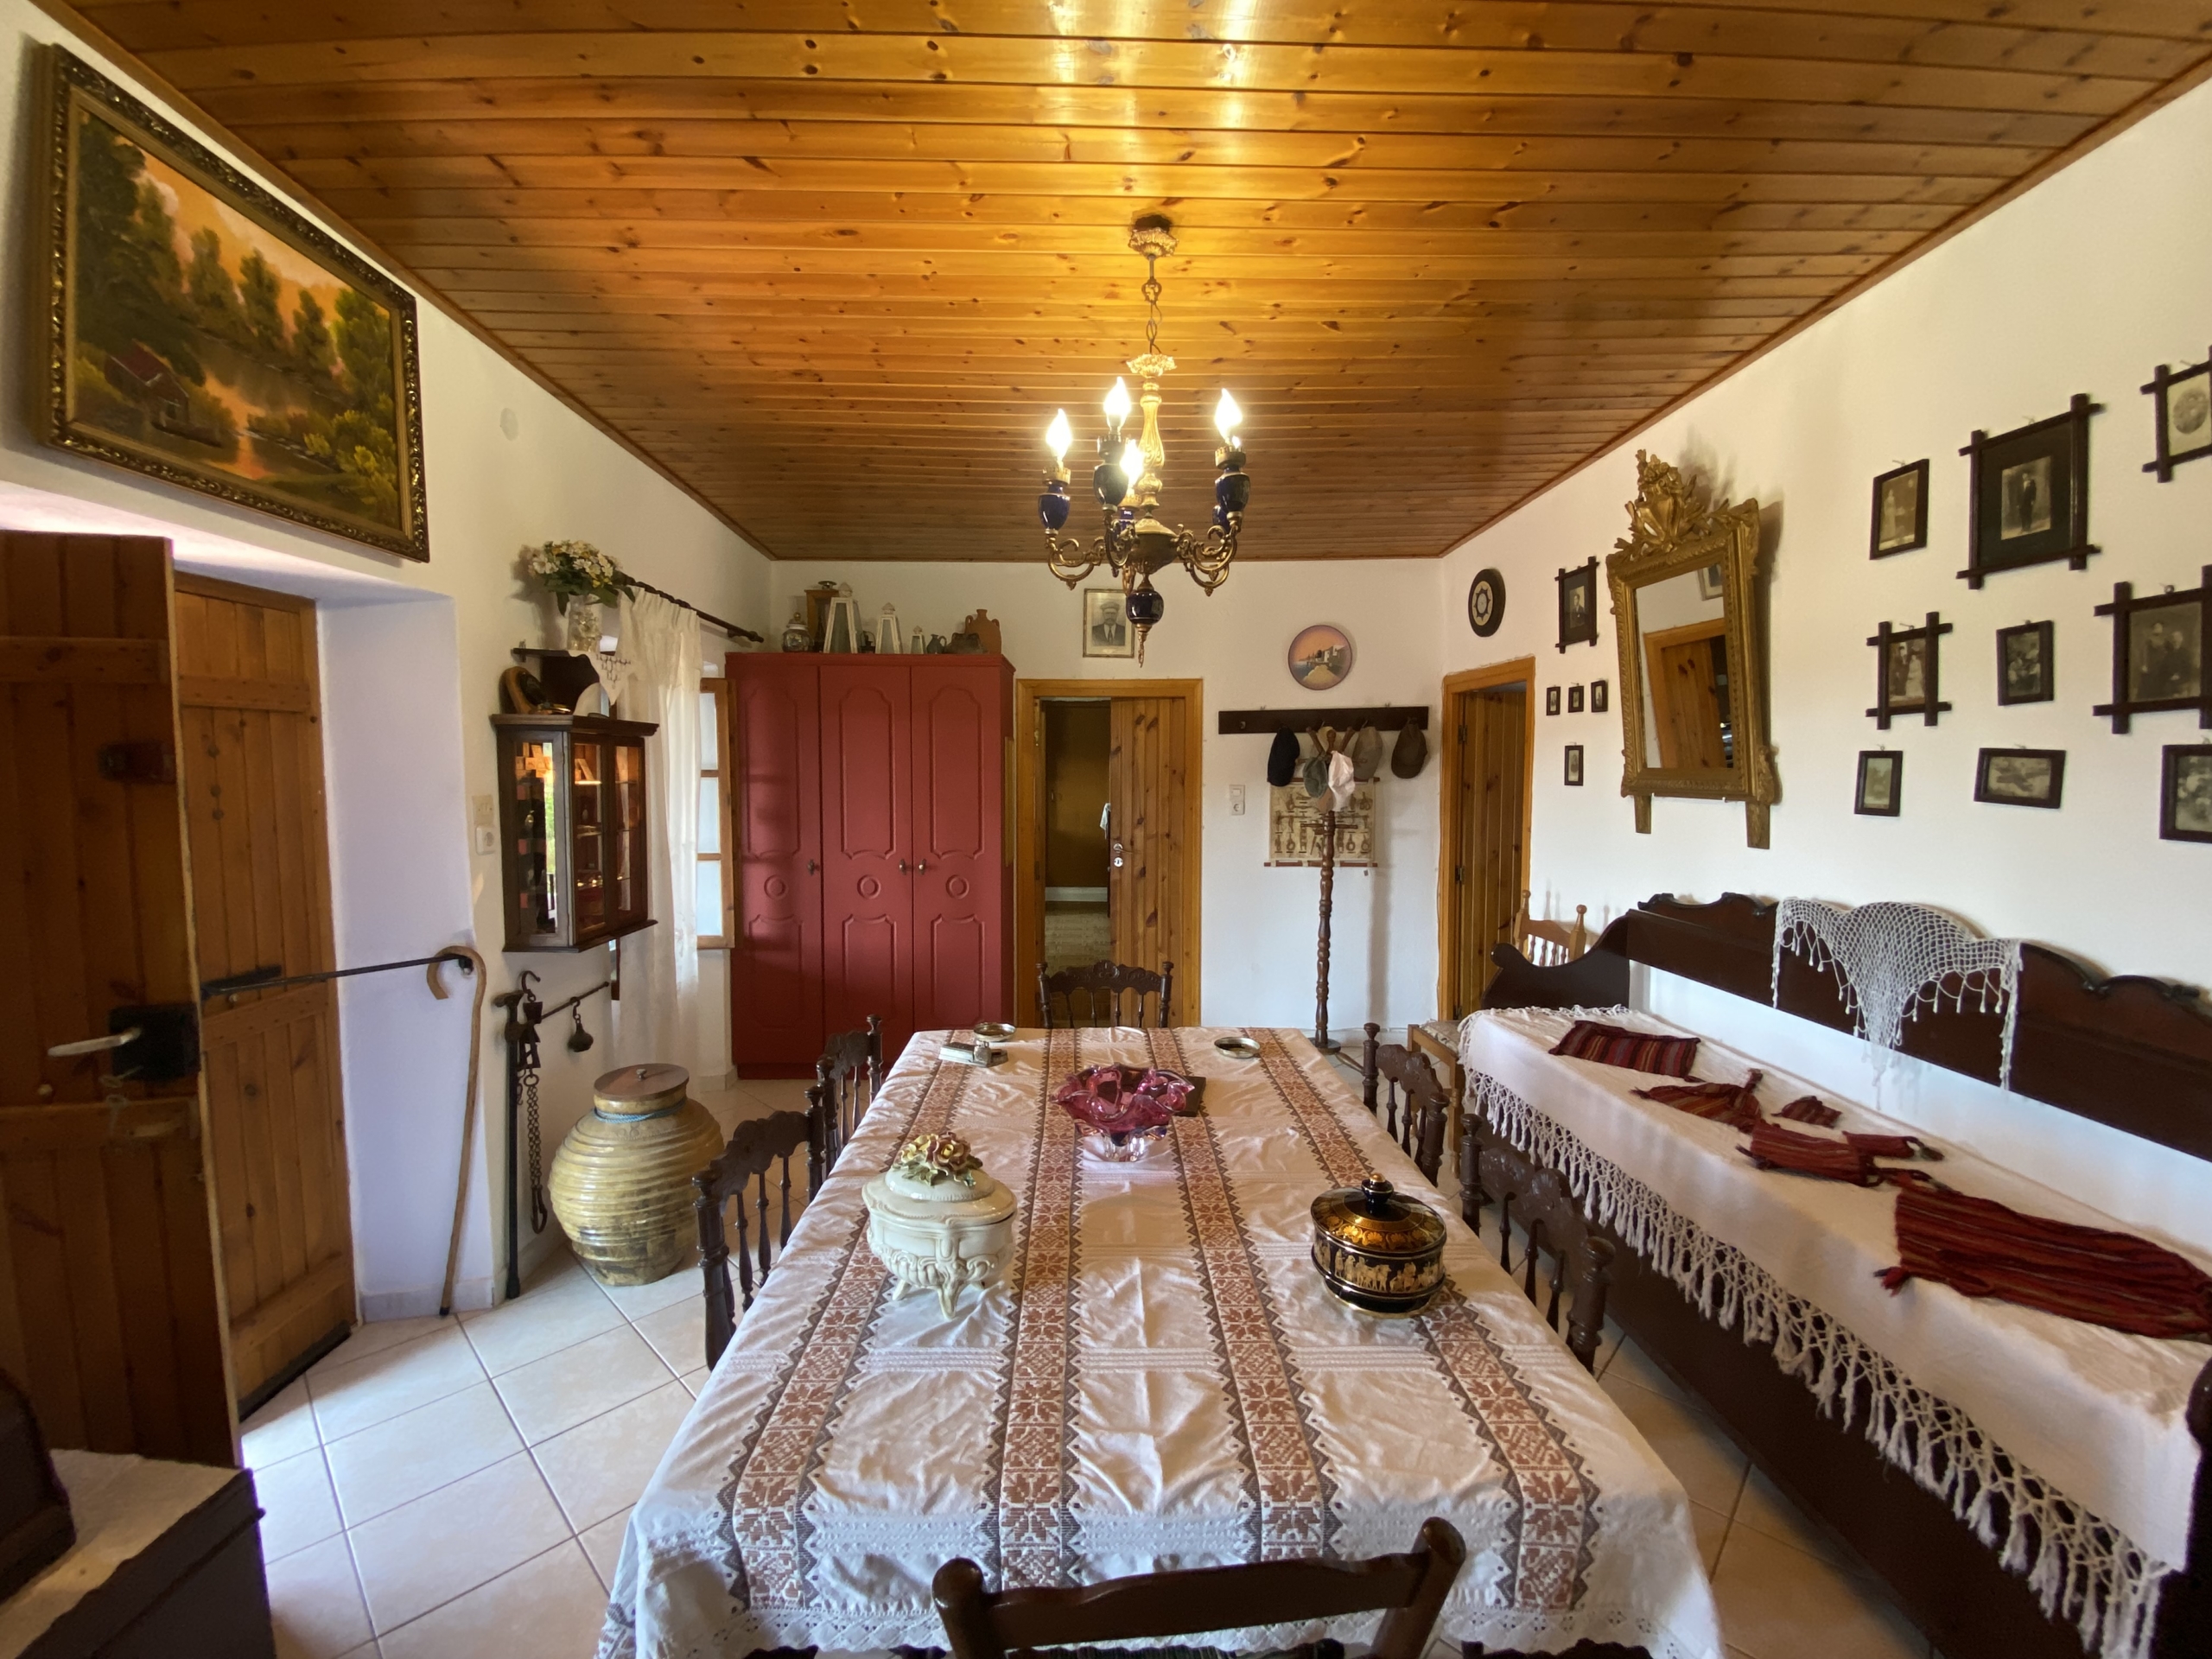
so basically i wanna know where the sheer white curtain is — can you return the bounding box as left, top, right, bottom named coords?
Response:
left=613, top=591, right=702, bottom=1077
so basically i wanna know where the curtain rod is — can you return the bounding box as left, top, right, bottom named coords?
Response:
left=629, top=576, right=764, bottom=644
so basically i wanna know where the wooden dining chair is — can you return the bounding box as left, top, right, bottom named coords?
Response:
left=933, top=1516, right=1464, bottom=1659
left=808, top=1015, right=882, bottom=1188
left=1457, top=1102, right=1615, bottom=1373
left=695, top=1109, right=813, bottom=1370
left=1359, top=1024, right=1449, bottom=1185
left=1037, top=959, right=1173, bottom=1029
left=1514, top=892, right=1590, bottom=967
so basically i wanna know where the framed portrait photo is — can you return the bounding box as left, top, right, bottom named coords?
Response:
left=1855, top=750, right=1902, bottom=817
left=1995, top=620, right=2055, bottom=706
left=1958, top=394, right=2100, bottom=588
left=2143, top=355, right=2212, bottom=482
left=1546, top=685, right=1561, bottom=716
left=1591, top=678, right=1610, bottom=714
left=1974, top=747, right=2065, bottom=810
left=1564, top=744, right=1585, bottom=787
left=1082, top=588, right=1135, bottom=658
left=1567, top=683, right=1585, bottom=713
left=1866, top=612, right=1954, bottom=729
left=35, top=48, right=428, bottom=558
left=2162, top=745, right=2212, bottom=843
left=1467, top=567, right=1506, bottom=637
left=1870, top=460, right=1929, bottom=558
left=2092, top=569, right=2210, bottom=733
left=1556, top=556, right=1599, bottom=652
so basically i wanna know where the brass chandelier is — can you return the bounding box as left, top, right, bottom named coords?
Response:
left=1037, top=214, right=1250, bottom=663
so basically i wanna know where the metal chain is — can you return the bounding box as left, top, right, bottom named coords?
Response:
left=518, top=1022, right=549, bottom=1233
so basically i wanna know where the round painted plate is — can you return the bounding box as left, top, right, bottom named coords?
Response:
left=1213, top=1035, right=1262, bottom=1058
left=1287, top=624, right=1353, bottom=691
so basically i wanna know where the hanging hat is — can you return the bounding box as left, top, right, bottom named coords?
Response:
left=1390, top=718, right=1428, bottom=779
left=1326, top=750, right=1357, bottom=811
left=1315, top=724, right=1343, bottom=757
left=1266, top=729, right=1299, bottom=788
left=1302, top=753, right=1331, bottom=798
left=1347, top=724, right=1382, bottom=781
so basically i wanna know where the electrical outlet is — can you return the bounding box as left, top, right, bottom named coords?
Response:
left=474, top=826, right=497, bottom=856
left=1229, top=785, right=1247, bottom=816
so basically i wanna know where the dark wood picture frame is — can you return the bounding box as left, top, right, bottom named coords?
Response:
left=1869, top=459, right=1929, bottom=557
left=2163, top=745, right=2212, bottom=843
left=1958, top=394, right=2100, bottom=588
left=2143, top=355, right=2212, bottom=482
left=1467, top=567, right=1506, bottom=637
left=1995, top=620, right=2055, bottom=707
left=1556, top=556, right=1599, bottom=652
left=1567, top=683, right=1585, bottom=713
left=1591, top=678, right=1610, bottom=714
left=1974, top=747, right=2065, bottom=809
left=1545, top=685, right=1560, bottom=715
left=2092, top=568, right=2210, bottom=734
left=1854, top=749, right=1902, bottom=817
left=34, top=48, right=430, bottom=560
left=1563, top=743, right=1584, bottom=786
left=1866, top=612, right=1953, bottom=729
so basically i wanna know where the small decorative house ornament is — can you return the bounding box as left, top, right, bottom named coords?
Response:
left=876, top=603, right=905, bottom=655
left=862, top=1133, right=1017, bottom=1315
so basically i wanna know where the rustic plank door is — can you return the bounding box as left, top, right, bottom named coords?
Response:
left=174, top=575, right=353, bottom=1410
left=1452, top=683, right=1529, bottom=1016
left=1106, top=696, right=1192, bottom=1020
left=0, top=532, right=234, bottom=1464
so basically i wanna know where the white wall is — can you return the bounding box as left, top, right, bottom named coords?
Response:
left=1435, top=78, right=2212, bottom=1245
left=766, top=560, right=1445, bottom=1034
left=0, top=4, right=771, bottom=1312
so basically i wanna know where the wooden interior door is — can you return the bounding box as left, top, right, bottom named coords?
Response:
left=174, top=575, right=353, bottom=1411
left=1646, top=620, right=1730, bottom=769
left=1439, top=663, right=1535, bottom=1022
left=1106, top=696, right=1192, bottom=1017
left=820, top=663, right=914, bottom=1055
left=730, top=658, right=823, bottom=1072
left=0, top=532, right=233, bottom=1464
left=911, top=664, right=1005, bottom=1032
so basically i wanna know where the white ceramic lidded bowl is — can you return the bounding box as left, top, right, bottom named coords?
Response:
left=862, top=1133, right=1017, bottom=1316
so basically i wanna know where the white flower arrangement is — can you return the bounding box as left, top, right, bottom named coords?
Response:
left=524, top=539, right=635, bottom=612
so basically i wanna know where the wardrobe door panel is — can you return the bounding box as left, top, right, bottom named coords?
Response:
left=731, top=662, right=822, bottom=1071
left=912, top=666, right=1005, bottom=1032
left=821, top=664, right=913, bottom=1053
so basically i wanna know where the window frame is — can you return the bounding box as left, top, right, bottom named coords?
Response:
left=698, top=674, right=735, bottom=949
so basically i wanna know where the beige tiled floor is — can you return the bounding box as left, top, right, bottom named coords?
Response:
left=245, top=1071, right=1935, bottom=1659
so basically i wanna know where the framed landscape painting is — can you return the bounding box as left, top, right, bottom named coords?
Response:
left=36, top=48, right=429, bottom=558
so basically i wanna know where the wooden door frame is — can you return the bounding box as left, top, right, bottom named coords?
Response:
left=1014, top=679, right=1204, bottom=1025
left=1436, top=658, right=1538, bottom=1022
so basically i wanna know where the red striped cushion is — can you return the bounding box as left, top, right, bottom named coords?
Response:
left=1633, top=1070, right=1764, bottom=1131
left=1777, top=1096, right=1840, bottom=1128
left=1549, top=1020, right=1699, bottom=1078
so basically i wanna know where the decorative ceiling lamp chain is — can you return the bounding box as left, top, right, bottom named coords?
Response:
left=1038, top=213, right=1251, bottom=663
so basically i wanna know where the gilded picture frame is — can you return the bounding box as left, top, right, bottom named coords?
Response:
left=1606, top=451, right=1779, bottom=848
left=35, top=48, right=429, bottom=559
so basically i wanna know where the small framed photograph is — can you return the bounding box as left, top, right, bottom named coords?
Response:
left=1556, top=556, right=1599, bottom=652
left=1694, top=563, right=1725, bottom=601
left=1974, top=747, right=2065, bottom=809
left=1083, top=588, right=1135, bottom=658
left=1567, top=683, right=1586, bottom=713
left=2162, top=745, right=2212, bottom=842
left=1866, top=613, right=1954, bottom=729
left=1563, top=744, right=1585, bottom=787
left=1855, top=750, right=1902, bottom=817
left=1996, top=620, right=2055, bottom=706
left=1870, top=460, right=1929, bottom=557
left=1546, top=685, right=1561, bottom=716
left=1591, top=678, right=1610, bottom=714
left=2093, top=571, right=2210, bottom=733
left=2143, top=356, right=2212, bottom=482
left=1959, top=394, right=2100, bottom=588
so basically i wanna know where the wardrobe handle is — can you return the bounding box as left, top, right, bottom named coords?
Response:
left=899, top=859, right=908, bottom=874
left=917, top=859, right=928, bottom=874
left=807, top=858, right=817, bottom=874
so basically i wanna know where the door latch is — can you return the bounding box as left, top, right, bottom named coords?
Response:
left=47, top=1004, right=200, bottom=1082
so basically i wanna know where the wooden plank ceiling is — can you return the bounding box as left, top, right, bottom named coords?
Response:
left=74, top=1, right=2212, bottom=562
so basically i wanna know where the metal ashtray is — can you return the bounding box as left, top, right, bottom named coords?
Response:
left=1213, top=1035, right=1263, bottom=1059
left=941, top=1038, right=1001, bottom=1068
left=972, top=1021, right=1017, bottom=1043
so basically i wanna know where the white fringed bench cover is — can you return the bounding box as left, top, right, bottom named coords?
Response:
left=1461, top=1007, right=2208, bottom=1659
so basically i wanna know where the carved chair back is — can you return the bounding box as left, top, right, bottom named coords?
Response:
left=809, top=1015, right=882, bottom=1186
left=933, top=1516, right=1465, bottom=1659
left=1515, top=892, right=1591, bottom=968
left=1037, top=959, right=1173, bottom=1029
left=1359, top=1024, right=1449, bottom=1185
left=1457, top=1102, right=1614, bottom=1371
left=695, top=1109, right=813, bottom=1370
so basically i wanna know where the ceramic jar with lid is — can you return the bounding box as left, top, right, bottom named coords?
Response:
left=1310, top=1176, right=1448, bottom=1314
left=548, top=1062, right=725, bottom=1287
left=862, top=1134, right=1017, bottom=1316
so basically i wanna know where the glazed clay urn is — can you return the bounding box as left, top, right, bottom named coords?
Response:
left=862, top=1134, right=1016, bottom=1316
left=549, top=1063, right=725, bottom=1287
left=1311, top=1176, right=1448, bottom=1315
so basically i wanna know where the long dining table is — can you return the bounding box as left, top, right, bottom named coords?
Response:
left=597, top=1027, right=1722, bottom=1659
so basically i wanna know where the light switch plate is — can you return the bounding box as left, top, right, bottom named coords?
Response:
left=1229, top=785, right=1247, bottom=816
left=471, top=792, right=497, bottom=856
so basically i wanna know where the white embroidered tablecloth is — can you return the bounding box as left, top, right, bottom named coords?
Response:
left=1459, top=1007, right=2210, bottom=1659
left=598, top=1027, right=1721, bottom=1659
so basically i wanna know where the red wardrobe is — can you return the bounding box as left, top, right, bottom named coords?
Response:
left=729, top=652, right=1014, bottom=1073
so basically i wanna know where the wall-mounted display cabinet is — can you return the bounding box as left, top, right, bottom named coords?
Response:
left=493, top=712, right=658, bottom=950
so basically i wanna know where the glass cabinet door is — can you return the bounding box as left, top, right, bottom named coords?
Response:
left=612, top=737, right=645, bottom=928
left=571, top=734, right=608, bottom=937
left=511, top=734, right=562, bottom=943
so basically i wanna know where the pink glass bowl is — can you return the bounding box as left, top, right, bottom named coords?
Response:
left=1055, top=1065, right=1197, bottom=1160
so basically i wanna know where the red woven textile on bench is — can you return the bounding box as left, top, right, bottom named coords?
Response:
left=1633, top=1070, right=1765, bottom=1132
left=1549, top=1020, right=1700, bottom=1078
left=1882, top=1184, right=2212, bottom=1340
left=1777, top=1096, right=1840, bottom=1128
left=1740, top=1120, right=1885, bottom=1186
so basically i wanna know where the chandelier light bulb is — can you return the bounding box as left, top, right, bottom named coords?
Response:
left=1120, top=437, right=1146, bottom=495
left=1214, top=388, right=1243, bottom=443
left=1103, top=377, right=1132, bottom=433
left=1045, top=408, right=1072, bottom=462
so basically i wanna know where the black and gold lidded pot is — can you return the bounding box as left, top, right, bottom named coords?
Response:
left=1310, top=1177, right=1448, bottom=1314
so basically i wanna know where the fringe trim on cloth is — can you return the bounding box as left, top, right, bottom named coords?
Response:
left=1770, top=899, right=2024, bottom=1092
left=1468, top=1071, right=2176, bottom=1659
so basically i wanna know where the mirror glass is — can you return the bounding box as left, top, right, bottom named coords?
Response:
left=1633, top=563, right=1735, bottom=772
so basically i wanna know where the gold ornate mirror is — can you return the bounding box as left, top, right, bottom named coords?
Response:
left=1607, top=452, right=1778, bottom=849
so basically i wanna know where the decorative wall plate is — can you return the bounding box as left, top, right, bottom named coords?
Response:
left=1467, top=568, right=1506, bottom=636
left=1287, top=624, right=1354, bottom=690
